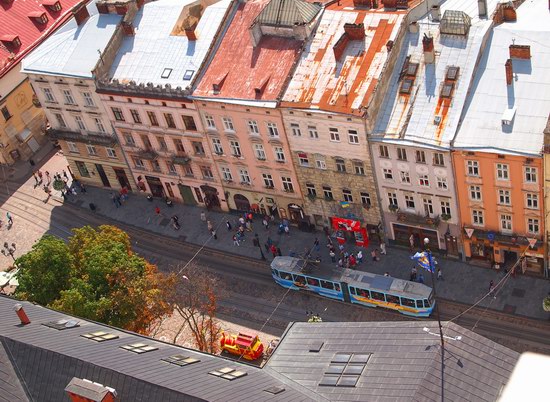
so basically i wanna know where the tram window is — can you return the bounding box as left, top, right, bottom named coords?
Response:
left=371, top=291, right=385, bottom=301
left=320, top=280, right=334, bottom=290
left=357, top=288, right=370, bottom=298
left=307, top=277, right=320, bottom=287
left=416, top=300, right=423, bottom=309
left=349, top=286, right=356, bottom=295
left=293, top=274, right=306, bottom=285
left=386, top=295, right=400, bottom=305
left=271, top=269, right=279, bottom=277
left=334, top=283, right=341, bottom=292
left=401, top=297, right=416, bottom=308
left=280, top=271, right=292, bottom=280
left=423, top=299, right=431, bottom=308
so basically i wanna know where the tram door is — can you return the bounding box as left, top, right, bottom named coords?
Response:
left=341, top=282, right=351, bottom=303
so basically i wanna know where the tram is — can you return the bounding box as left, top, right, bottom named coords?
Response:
left=270, top=256, right=434, bottom=317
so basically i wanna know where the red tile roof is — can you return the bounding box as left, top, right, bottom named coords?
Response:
left=194, top=0, right=303, bottom=101
left=0, top=0, right=84, bottom=78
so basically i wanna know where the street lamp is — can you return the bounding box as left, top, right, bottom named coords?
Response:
left=1, top=242, right=16, bottom=261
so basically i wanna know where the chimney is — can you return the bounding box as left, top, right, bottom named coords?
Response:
left=333, top=34, right=349, bottom=61
left=183, top=16, right=198, bottom=41
left=13, top=303, right=30, bottom=325
left=96, top=2, right=108, bottom=14
left=65, top=378, right=117, bottom=402
left=382, top=0, right=396, bottom=8
left=343, top=23, right=365, bottom=40
left=185, top=28, right=196, bottom=41
left=122, top=21, right=134, bottom=36
left=478, top=0, right=487, bottom=17
left=352, top=0, right=372, bottom=8
left=509, top=44, right=530, bottom=60
left=73, top=4, right=89, bottom=25
left=502, top=3, right=517, bottom=22
left=430, top=5, right=441, bottom=22
left=115, top=4, right=127, bottom=15
left=505, top=59, right=513, bottom=85
left=386, top=40, right=394, bottom=52
left=422, top=34, right=435, bottom=64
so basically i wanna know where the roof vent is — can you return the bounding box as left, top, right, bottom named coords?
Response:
left=308, top=341, right=324, bottom=352
left=430, top=5, right=441, bottom=21
left=440, top=10, right=471, bottom=36
left=65, top=378, right=117, bottom=402
left=264, top=386, right=285, bottom=395
left=502, top=107, right=516, bottom=126
left=43, top=319, right=79, bottom=330
left=434, top=115, right=442, bottom=125
left=13, top=303, right=30, bottom=325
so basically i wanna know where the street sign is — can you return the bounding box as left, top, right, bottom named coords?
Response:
left=465, top=228, right=474, bottom=238
left=528, top=238, right=537, bottom=248
left=487, top=232, right=495, bottom=241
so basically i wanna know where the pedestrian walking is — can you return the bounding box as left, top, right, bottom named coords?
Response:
left=245, top=221, right=252, bottom=232
left=155, top=206, right=161, bottom=215
left=80, top=183, right=86, bottom=193
left=313, top=238, right=320, bottom=252
left=284, top=225, right=290, bottom=236
left=63, top=170, right=68, bottom=180
left=226, top=220, right=232, bottom=231
left=489, top=280, right=495, bottom=295
left=37, top=170, right=43, bottom=183
left=262, top=217, right=269, bottom=229
left=338, top=258, right=343, bottom=268
left=207, top=221, right=213, bottom=232
left=233, top=235, right=240, bottom=246
left=33, top=172, right=39, bottom=185
left=349, top=254, right=356, bottom=267
left=211, top=229, right=217, bottom=240
left=418, top=274, right=425, bottom=284
left=380, top=242, right=387, bottom=255
left=270, top=244, right=278, bottom=258
left=329, top=250, right=336, bottom=263
left=6, top=212, right=13, bottom=226
left=338, top=244, right=345, bottom=253
left=200, top=211, right=206, bottom=222
left=172, top=215, right=180, bottom=230
left=410, top=267, right=417, bottom=282
left=437, top=268, right=443, bottom=280
left=357, top=250, right=363, bottom=264
left=371, top=249, right=379, bottom=262
left=239, top=216, right=245, bottom=226
left=253, top=234, right=260, bottom=247
left=111, top=193, right=120, bottom=208
left=277, top=247, right=282, bottom=256
left=409, top=234, right=415, bottom=252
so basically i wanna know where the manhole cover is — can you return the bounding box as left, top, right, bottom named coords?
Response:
left=511, top=288, right=526, bottom=298
left=503, top=304, right=516, bottom=314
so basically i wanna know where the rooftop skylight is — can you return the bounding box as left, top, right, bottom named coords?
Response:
left=120, top=343, right=158, bottom=354
left=209, top=367, right=247, bottom=381
left=81, top=331, right=119, bottom=342
left=319, top=353, right=371, bottom=388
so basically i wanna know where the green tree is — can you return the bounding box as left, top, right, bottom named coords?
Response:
left=15, top=235, right=73, bottom=306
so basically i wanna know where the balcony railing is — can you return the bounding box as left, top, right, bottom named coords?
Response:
left=135, top=147, right=158, bottom=161
left=47, top=128, right=117, bottom=147
left=171, top=152, right=191, bottom=165
left=396, top=211, right=440, bottom=228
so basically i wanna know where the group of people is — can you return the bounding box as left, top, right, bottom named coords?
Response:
left=110, top=187, right=130, bottom=208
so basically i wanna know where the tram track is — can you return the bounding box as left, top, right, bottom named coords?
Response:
left=2, top=182, right=550, bottom=353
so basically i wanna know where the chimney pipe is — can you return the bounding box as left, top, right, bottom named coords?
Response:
left=505, top=59, right=513, bottom=85
left=478, top=0, right=487, bottom=17
left=73, top=4, right=90, bottom=25
left=422, top=34, right=435, bottom=64
left=185, top=28, right=197, bottom=41
left=13, top=303, right=30, bottom=325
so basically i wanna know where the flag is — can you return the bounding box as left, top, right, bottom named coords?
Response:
left=411, top=251, right=434, bottom=273
left=340, top=201, right=350, bottom=208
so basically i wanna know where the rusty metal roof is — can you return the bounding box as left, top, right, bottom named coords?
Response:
left=281, top=9, right=405, bottom=115
left=254, top=0, right=321, bottom=27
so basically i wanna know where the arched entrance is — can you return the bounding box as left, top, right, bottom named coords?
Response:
left=234, top=194, right=251, bottom=211
left=201, top=185, right=221, bottom=210
left=288, top=203, right=304, bottom=222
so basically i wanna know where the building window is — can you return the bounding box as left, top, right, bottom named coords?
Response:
left=415, top=150, right=426, bottom=163
left=467, top=160, right=479, bottom=176
left=291, top=123, right=301, bottom=136
left=329, top=127, right=340, bottom=142
left=298, top=153, right=309, bottom=166
left=498, top=189, right=511, bottom=205
left=500, top=214, right=512, bottom=232
left=267, top=122, right=279, bottom=137
left=274, top=147, right=285, bottom=162
left=388, top=192, right=398, bottom=207
left=212, top=138, right=223, bottom=154
left=400, top=170, right=410, bottom=184
left=419, top=174, right=430, bottom=187
left=383, top=168, right=393, bottom=180
left=525, top=166, right=537, bottom=183
left=106, top=147, right=117, bottom=158
left=182, top=115, right=197, bottom=131
left=436, top=176, right=448, bottom=190
left=164, top=113, right=176, bottom=128
left=254, top=144, right=266, bottom=160
left=42, top=87, right=55, bottom=102
left=192, top=141, right=205, bottom=155
left=147, top=111, right=159, bottom=126
left=496, top=163, right=509, bottom=180
left=527, top=218, right=540, bottom=234
left=222, top=117, right=234, bottom=131
left=282, top=177, right=294, bottom=192
left=75, top=161, right=89, bottom=177
left=62, top=89, right=75, bottom=105
left=423, top=198, right=434, bottom=216
left=433, top=152, right=445, bottom=166
left=526, top=193, right=538, bottom=209
left=397, top=147, right=407, bottom=161
left=124, top=133, right=135, bottom=146
left=306, top=183, right=316, bottom=197
left=133, top=157, right=144, bottom=168
left=173, top=139, right=185, bottom=152
left=470, top=185, right=482, bottom=201
left=184, top=165, right=193, bottom=176
left=405, top=195, right=415, bottom=210
left=379, top=145, right=389, bottom=158
left=308, top=125, right=318, bottom=139
left=112, top=107, right=125, bottom=122
left=221, top=167, right=233, bottom=181
left=129, top=109, right=141, bottom=124
left=440, top=201, right=451, bottom=216
left=54, top=113, right=66, bottom=128
left=205, top=114, right=216, bottom=129
left=248, top=120, right=259, bottom=135
left=342, top=189, right=353, bottom=202
left=239, top=169, right=251, bottom=184
left=360, top=192, right=371, bottom=206
left=94, top=118, right=106, bottom=133
left=229, top=141, right=241, bottom=157
left=335, top=158, right=346, bottom=173
left=168, top=163, right=177, bottom=174
left=141, top=135, right=152, bottom=149
left=201, top=166, right=214, bottom=179
left=67, top=142, right=78, bottom=153
left=151, top=160, right=161, bottom=172
left=82, top=92, right=95, bottom=107
left=472, top=210, right=484, bottom=226
left=316, top=158, right=326, bottom=169
left=263, top=173, right=274, bottom=188
left=74, top=115, right=86, bottom=130
left=157, top=137, right=168, bottom=151
left=323, top=186, right=333, bottom=200
left=354, top=162, right=365, bottom=175
left=86, top=145, right=97, bottom=156
left=348, top=130, right=359, bottom=144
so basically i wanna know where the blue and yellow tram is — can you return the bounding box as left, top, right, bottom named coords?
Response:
left=270, top=256, right=434, bottom=317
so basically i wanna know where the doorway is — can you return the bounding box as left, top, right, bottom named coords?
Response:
left=95, top=164, right=111, bottom=187
left=288, top=203, right=304, bottom=222
left=27, top=137, right=40, bottom=153
left=201, top=185, right=221, bottom=210
left=113, top=168, right=131, bottom=190
left=178, top=184, right=197, bottom=205
left=444, top=234, right=459, bottom=256
left=145, top=175, right=165, bottom=198
left=503, top=250, right=518, bottom=267
left=234, top=194, right=251, bottom=211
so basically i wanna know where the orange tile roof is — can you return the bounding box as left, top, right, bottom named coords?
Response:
left=193, top=0, right=303, bottom=101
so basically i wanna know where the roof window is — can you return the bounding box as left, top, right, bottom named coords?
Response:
left=308, top=341, right=324, bottom=352
left=161, top=354, right=200, bottom=367
left=209, top=367, right=248, bottom=381
left=0, top=34, right=21, bottom=48
left=81, top=331, right=119, bottom=342
left=445, top=66, right=460, bottom=81
left=400, top=79, right=413, bottom=94
left=161, top=68, right=172, bottom=79
left=43, top=319, right=80, bottom=330
left=439, top=10, right=471, bottom=36
left=120, top=342, right=158, bottom=354
left=183, top=70, right=194, bottom=81
left=319, top=353, right=370, bottom=388
left=42, top=0, right=62, bottom=11
left=440, top=82, right=454, bottom=98
left=28, top=11, right=49, bottom=24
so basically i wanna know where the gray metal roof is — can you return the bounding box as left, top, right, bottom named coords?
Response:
left=0, top=341, right=29, bottom=402
left=265, top=321, right=519, bottom=401
left=254, top=0, right=321, bottom=27
left=0, top=296, right=314, bottom=402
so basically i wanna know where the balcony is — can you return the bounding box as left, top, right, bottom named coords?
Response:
left=171, top=152, right=191, bottom=165
left=396, top=211, right=440, bottom=228
left=47, top=128, right=116, bottom=147
left=135, top=147, right=158, bottom=161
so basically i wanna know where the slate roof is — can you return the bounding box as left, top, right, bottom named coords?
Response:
left=254, top=0, right=321, bottom=27
left=0, top=341, right=29, bottom=402
left=265, top=321, right=519, bottom=402
left=0, top=296, right=315, bottom=402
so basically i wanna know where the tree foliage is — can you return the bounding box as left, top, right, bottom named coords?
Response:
left=15, top=225, right=175, bottom=334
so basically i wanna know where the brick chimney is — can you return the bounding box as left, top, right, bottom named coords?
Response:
left=505, top=59, right=513, bottom=85
left=502, top=3, right=516, bottom=22
left=65, top=378, right=117, bottom=402
left=183, top=16, right=198, bottom=41
left=13, top=303, right=30, bottom=325
left=422, top=34, right=435, bottom=64
left=509, top=44, right=530, bottom=60
left=352, top=0, right=372, bottom=8
left=333, top=34, right=349, bottom=61
left=122, top=21, right=134, bottom=36
left=343, top=23, right=365, bottom=40
left=382, top=0, right=396, bottom=8
left=73, top=4, right=89, bottom=25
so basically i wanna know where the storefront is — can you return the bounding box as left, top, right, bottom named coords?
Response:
left=331, top=217, right=368, bottom=247
left=391, top=223, right=440, bottom=250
